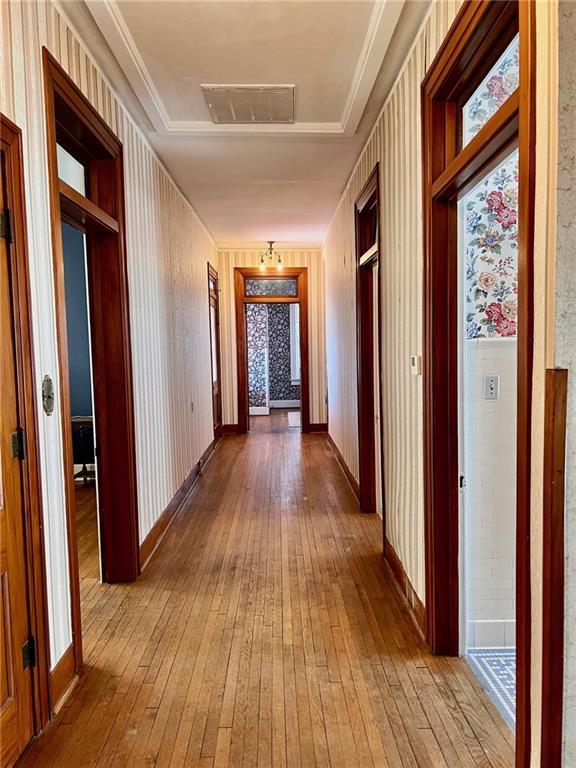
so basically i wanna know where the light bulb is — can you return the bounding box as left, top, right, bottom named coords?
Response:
left=276, top=256, right=283, bottom=272
left=259, top=256, right=266, bottom=272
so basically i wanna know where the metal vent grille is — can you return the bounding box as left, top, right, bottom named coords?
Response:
left=201, top=84, right=295, bottom=124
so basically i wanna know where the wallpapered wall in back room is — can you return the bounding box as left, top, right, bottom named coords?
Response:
left=246, top=303, right=301, bottom=408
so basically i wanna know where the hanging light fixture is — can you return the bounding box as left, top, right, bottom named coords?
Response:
left=259, top=241, right=283, bottom=272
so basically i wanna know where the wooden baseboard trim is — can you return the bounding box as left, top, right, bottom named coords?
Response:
left=384, top=537, right=426, bottom=639
left=309, top=422, right=328, bottom=433
left=327, top=434, right=360, bottom=502
left=222, top=424, right=239, bottom=435
left=50, top=644, right=76, bottom=712
left=140, top=440, right=215, bottom=568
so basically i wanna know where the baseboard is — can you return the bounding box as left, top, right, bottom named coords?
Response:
left=50, top=644, right=76, bottom=712
left=327, top=434, right=360, bottom=501
left=309, top=422, right=328, bottom=433
left=249, top=406, right=270, bottom=415
left=384, top=538, right=426, bottom=639
left=269, top=399, right=300, bottom=408
left=467, top=619, right=515, bottom=648
left=140, top=440, right=215, bottom=568
left=223, top=424, right=239, bottom=435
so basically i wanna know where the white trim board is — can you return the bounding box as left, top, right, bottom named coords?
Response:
left=269, top=400, right=300, bottom=408
left=249, top=406, right=270, bottom=416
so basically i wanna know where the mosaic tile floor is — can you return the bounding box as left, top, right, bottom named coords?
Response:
left=467, top=648, right=516, bottom=729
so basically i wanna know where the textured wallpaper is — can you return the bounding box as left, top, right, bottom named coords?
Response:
left=246, top=303, right=300, bottom=407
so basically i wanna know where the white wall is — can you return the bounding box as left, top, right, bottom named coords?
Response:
left=465, top=340, right=517, bottom=648
left=217, top=248, right=327, bottom=426
left=1, top=0, right=216, bottom=667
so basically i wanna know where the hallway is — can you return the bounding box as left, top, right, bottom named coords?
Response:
left=20, top=425, right=513, bottom=768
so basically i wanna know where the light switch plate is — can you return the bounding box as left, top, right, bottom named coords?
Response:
left=484, top=375, right=500, bottom=400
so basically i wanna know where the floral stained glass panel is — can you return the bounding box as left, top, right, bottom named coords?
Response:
left=462, top=35, right=519, bottom=146
left=462, top=149, right=519, bottom=339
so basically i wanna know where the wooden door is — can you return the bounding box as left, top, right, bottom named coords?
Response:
left=208, top=266, right=222, bottom=438
left=0, top=152, right=34, bottom=768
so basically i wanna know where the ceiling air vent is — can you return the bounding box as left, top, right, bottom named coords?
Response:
left=201, top=84, right=295, bottom=124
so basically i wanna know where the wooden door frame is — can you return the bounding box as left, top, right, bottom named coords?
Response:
left=208, top=263, right=223, bottom=440
left=355, top=165, right=385, bottom=516
left=1, top=114, right=51, bottom=733
left=234, top=267, right=309, bottom=434
left=421, top=1, right=535, bottom=764
left=43, top=49, right=140, bottom=676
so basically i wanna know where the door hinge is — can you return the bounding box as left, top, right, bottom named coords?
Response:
left=11, top=428, right=26, bottom=460
left=22, top=636, right=36, bottom=669
left=0, top=209, right=12, bottom=243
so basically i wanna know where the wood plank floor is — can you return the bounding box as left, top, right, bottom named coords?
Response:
left=19, top=413, right=514, bottom=767
left=75, top=483, right=100, bottom=609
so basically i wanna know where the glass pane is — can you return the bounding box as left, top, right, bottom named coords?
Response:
left=245, top=278, right=297, bottom=296
left=57, top=144, right=87, bottom=196
left=461, top=34, right=519, bottom=147
left=459, top=147, right=518, bottom=730
left=210, top=306, right=218, bottom=383
left=462, top=149, right=519, bottom=339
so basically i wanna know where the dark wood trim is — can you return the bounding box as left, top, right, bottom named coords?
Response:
left=355, top=164, right=383, bottom=516
left=234, top=266, right=310, bottom=434
left=308, top=423, right=328, bottom=433
left=208, top=264, right=223, bottom=441
left=222, top=424, right=240, bottom=435
left=422, top=3, right=535, bottom=762
left=327, top=434, right=360, bottom=503
left=140, top=440, right=216, bottom=567
left=49, top=645, right=76, bottom=712
left=384, top=538, right=426, bottom=640
left=59, top=179, right=119, bottom=233
left=540, top=369, right=568, bottom=767
left=43, top=49, right=140, bottom=682
left=516, top=3, right=536, bottom=762
left=1, top=114, right=51, bottom=734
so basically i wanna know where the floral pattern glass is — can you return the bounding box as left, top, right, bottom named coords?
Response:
left=462, top=149, right=519, bottom=339
left=245, top=278, right=297, bottom=296
left=462, top=35, right=519, bottom=146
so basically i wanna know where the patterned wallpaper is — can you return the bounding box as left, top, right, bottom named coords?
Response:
left=268, top=304, right=301, bottom=401
left=246, top=303, right=300, bottom=408
left=462, top=35, right=519, bottom=144
left=464, top=149, right=519, bottom=339
left=246, top=304, right=268, bottom=407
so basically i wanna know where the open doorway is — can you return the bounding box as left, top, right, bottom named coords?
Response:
left=235, top=268, right=309, bottom=434
left=422, top=2, right=535, bottom=759
left=61, top=220, right=100, bottom=615
left=460, top=148, right=519, bottom=729
left=355, top=166, right=384, bottom=515
left=246, top=302, right=301, bottom=432
left=44, top=50, right=140, bottom=686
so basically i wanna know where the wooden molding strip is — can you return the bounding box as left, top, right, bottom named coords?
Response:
left=384, top=538, right=426, bottom=640
left=222, top=424, right=240, bottom=435
left=59, top=179, right=119, bottom=233
left=541, top=368, right=568, bottom=767
left=49, top=644, right=76, bottom=713
left=327, top=434, right=360, bottom=502
left=140, top=440, right=215, bottom=568
left=309, top=423, right=328, bottom=433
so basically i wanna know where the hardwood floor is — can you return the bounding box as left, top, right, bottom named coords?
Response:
left=19, top=420, right=513, bottom=767
left=75, top=483, right=100, bottom=613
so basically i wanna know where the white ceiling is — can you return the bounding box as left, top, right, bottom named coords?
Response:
left=80, top=0, right=423, bottom=246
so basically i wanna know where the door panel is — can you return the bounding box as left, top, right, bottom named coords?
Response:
left=209, top=268, right=222, bottom=437
left=0, top=155, right=34, bottom=767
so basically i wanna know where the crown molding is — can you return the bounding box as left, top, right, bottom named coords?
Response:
left=86, top=0, right=404, bottom=138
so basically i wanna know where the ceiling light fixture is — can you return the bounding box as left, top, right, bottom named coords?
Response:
left=259, top=241, right=283, bottom=272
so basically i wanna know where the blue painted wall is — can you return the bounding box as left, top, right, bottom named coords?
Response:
left=62, top=223, right=93, bottom=417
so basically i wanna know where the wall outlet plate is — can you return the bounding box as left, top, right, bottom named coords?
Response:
left=484, top=375, right=500, bottom=400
